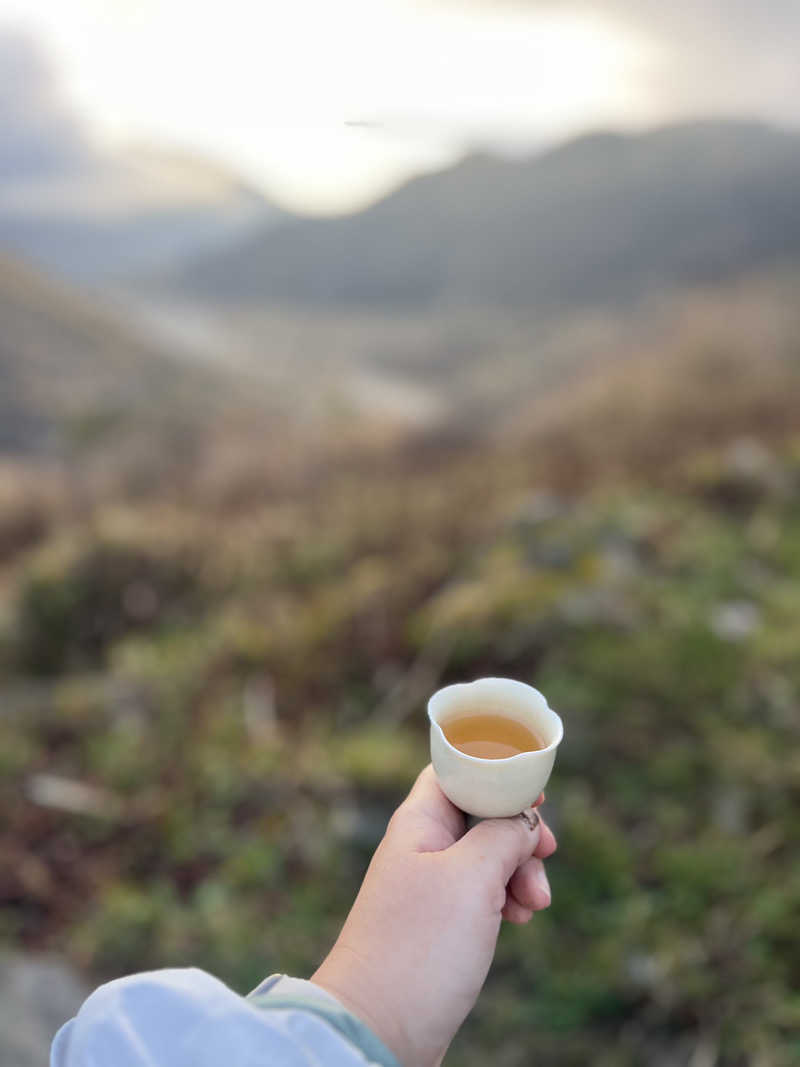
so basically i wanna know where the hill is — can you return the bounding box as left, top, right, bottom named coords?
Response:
left=2, top=386, right=799, bottom=1066
left=2, top=224, right=800, bottom=1067
left=0, top=146, right=289, bottom=282
left=168, top=120, right=800, bottom=310
left=0, top=31, right=289, bottom=281
left=0, top=254, right=240, bottom=457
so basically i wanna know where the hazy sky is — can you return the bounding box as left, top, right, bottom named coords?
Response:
left=0, top=0, right=797, bottom=213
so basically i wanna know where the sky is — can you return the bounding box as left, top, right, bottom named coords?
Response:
left=0, top=0, right=798, bottom=214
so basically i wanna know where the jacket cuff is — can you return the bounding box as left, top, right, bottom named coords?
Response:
left=248, top=974, right=401, bottom=1067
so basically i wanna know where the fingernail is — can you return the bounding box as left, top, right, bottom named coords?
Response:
left=534, top=865, right=551, bottom=907
left=520, top=809, right=540, bottom=831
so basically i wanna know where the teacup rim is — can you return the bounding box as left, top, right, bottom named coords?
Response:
left=427, top=677, right=564, bottom=761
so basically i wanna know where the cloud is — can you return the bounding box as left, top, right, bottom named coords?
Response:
left=434, top=0, right=800, bottom=37
left=430, top=0, right=800, bottom=126
left=0, top=27, right=262, bottom=222
left=584, top=0, right=800, bottom=48
left=616, top=0, right=800, bottom=124
left=0, top=28, right=92, bottom=180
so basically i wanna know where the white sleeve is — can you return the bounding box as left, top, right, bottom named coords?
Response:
left=50, top=967, right=397, bottom=1067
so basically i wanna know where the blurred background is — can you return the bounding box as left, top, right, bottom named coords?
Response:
left=1, top=2, right=799, bottom=1064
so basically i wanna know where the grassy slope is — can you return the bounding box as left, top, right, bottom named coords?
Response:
left=0, top=253, right=254, bottom=466
left=1, top=268, right=799, bottom=1064
left=2, top=460, right=800, bottom=1062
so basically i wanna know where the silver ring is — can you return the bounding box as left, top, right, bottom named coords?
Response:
left=519, top=809, right=540, bottom=831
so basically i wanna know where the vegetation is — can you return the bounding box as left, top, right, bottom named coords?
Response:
left=2, top=401, right=800, bottom=1065
left=2, top=229, right=800, bottom=1065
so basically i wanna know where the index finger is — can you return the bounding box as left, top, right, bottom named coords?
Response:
left=389, top=764, right=466, bottom=851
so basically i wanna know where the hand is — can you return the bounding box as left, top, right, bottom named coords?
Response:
left=311, top=765, right=557, bottom=1066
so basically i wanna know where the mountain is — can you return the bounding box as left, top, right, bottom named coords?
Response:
left=0, top=254, right=235, bottom=455
left=168, top=120, right=800, bottom=310
left=0, top=145, right=289, bottom=282
left=0, top=28, right=288, bottom=281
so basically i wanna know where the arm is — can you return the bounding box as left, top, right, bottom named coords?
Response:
left=52, top=766, right=556, bottom=1067
left=312, top=765, right=556, bottom=1067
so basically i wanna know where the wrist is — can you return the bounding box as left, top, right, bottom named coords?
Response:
left=312, top=945, right=435, bottom=1067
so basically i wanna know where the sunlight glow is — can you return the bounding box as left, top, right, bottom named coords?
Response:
left=0, top=0, right=655, bottom=212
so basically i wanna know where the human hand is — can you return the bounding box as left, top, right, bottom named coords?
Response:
left=311, top=765, right=557, bottom=1066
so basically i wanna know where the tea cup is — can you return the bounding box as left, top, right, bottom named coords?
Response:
left=428, top=677, right=563, bottom=818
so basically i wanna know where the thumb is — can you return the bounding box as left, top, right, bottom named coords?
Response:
left=452, top=808, right=542, bottom=885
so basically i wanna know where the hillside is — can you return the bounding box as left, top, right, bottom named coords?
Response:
left=2, top=237, right=800, bottom=1066
left=0, top=255, right=240, bottom=457
left=0, top=31, right=290, bottom=281
left=168, top=120, right=800, bottom=310
left=0, top=147, right=289, bottom=282
left=2, top=400, right=800, bottom=1067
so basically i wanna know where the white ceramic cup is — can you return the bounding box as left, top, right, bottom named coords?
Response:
left=428, top=677, right=564, bottom=818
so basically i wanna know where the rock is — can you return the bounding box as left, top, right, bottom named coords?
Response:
left=597, top=536, right=643, bottom=581
left=725, top=438, right=774, bottom=480
left=242, top=673, right=279, bottom=743
left=711, top=784, right=750, bottom=834
left=558, top=587, right=638, bottom=628
left=701, top=437, right=788, bottom=514
left=0, top=952, right=89, bottom=1067
left=709, top=600, right=761, bottom=641
left=510, top=489, right=569, bottom=527
left=25, top=774, right=124, bottom=819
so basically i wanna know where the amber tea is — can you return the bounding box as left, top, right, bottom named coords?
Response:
left=441, top=712, right=544, bottom=760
